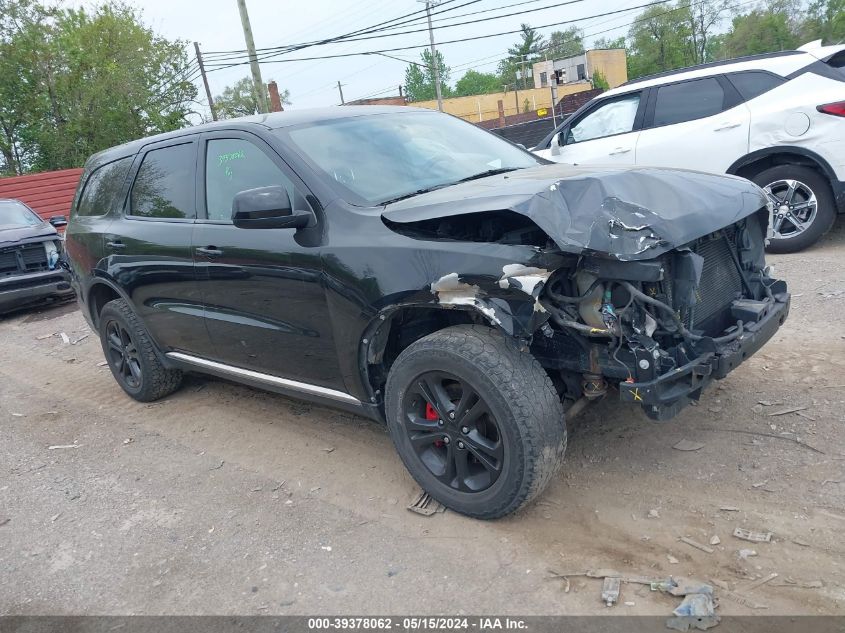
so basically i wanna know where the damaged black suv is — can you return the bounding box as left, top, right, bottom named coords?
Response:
left=65, top=107, right=789, bottom=519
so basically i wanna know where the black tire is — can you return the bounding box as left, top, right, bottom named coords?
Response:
left=98, top=298, right=182, bottom=402
left=751, top=165, right=836, bottom=254
left=385, top=325, right=566, bottom=519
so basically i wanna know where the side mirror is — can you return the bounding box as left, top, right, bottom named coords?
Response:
left=231, top=186, right=314, bottom=230
left=49, top=215, right=68, bottom=227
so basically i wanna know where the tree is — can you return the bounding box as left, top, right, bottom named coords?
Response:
left=627, top=4, right=693, bottom=79
left=404, top=50, right=451, bottom=102
left=0, top=0, right=198, bottom=173
left=546, top=26, right=584, bottom=59
left=592, top=36, right=626, bottom=50
left=214, top=77, right=290, bottom=119
left=499, top=23, right=545, bottom=89
left=591, top=70, right=610, bottom=90
left=802, top=0, right=845, bottom=43
left=721, top=8, right=799, bottom=58
left=686, top=0, right=730, bottom=64
left=454, top=70, right=501, bottom=96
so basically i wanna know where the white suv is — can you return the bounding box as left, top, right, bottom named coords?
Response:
left=534, top=41, right=845, bottom=253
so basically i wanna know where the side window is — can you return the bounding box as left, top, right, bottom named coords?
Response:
left=205, top=138, right=297, bottom=222
left=129, top=143, right=196, bottom=219
left=75, top=157, right=132, bottom=217
left=567, top=94, right=640, bottom=144
left=727, top=71, right=785, bottom=102
left=652, top=77, right=725, bottom=127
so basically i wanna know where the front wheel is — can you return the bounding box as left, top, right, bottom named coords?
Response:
left=385, top=325, right=566, bottom=519
left=751, top=165, right=836, bottom=253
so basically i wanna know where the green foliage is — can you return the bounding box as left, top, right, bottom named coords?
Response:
left=499, top=23, right=546, bottom=89
left=215, top=77, right=290, bottom=119
left=453, top=70, right=501, bottom=97
left=627, top=4, right=694, bottom=78
left=546, top=27, right=584, bottom=59
left=0, top=0, right=197, bottom=174
left=591, top=70, right=610, bottom=90
left=802, top=0, right=845, bottom=43
left=404, top=50, right=452, bottom=102
left=592, top=36, right=626, bottom=50
left=722, top=9, right=799, bottom=58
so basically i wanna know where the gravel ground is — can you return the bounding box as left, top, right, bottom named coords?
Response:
left=1, top=224, right=844, bottom=616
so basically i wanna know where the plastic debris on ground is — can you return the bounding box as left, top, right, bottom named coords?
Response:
left=733, top=527, right=772, bottom=542
left=601, top=576, right=620, bottom=607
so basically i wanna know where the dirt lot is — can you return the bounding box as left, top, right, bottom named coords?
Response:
left=1, top=225, right=844, bottom=617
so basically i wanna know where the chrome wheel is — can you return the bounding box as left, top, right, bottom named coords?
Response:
left=763, top=179, right=818, bottom=240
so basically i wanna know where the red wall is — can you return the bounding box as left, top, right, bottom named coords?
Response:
left=0, top=168, right=83, bottom=222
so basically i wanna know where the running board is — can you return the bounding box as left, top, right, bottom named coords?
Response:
left=165, top=352, right=361, bottom=405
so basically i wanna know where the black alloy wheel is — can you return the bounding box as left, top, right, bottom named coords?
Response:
left=401, top=371, right=504, bottom=493
left=385, top=325, right=566, bottom=519
left=98, top=298, right=182, bottom=402
left=105, top=319, right=143, bottom=389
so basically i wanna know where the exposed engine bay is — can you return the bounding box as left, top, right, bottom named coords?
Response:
left=530, top=213, right=789, bottom=420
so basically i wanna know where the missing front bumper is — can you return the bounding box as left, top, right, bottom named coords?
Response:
left=618, top=293, right=790, bottom=421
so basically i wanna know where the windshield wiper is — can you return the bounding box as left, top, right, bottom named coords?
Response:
left=454, top=167, right=520, bottom=183
left=378, top=168, right=520, bottom=205
left=379, top=184, right=450, bottom=206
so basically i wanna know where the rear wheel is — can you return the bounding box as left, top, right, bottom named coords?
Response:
left=751, top=165, right=836, bottom=253
left=99, top=298, right=182, bottom=402
left=385, top=325, right=566, bottom=519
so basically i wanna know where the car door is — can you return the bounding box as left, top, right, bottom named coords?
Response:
left=635, top=75, right=751, bottom=173
left=104, top=137, right=212, bottom=355
left=193, top=130, right=344, bottom=390
left=541, top=92, right=644, bottom=165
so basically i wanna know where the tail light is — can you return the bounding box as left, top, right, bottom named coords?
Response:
left=817, top=101, right=845, bottom=117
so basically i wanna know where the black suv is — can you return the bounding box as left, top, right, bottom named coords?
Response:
left=66, top=107, right=789, bottom=518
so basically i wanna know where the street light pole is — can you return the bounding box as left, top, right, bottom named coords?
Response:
left=420, top=0, right=443, bottom=112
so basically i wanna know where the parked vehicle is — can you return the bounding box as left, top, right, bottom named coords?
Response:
left=0, top=198, right=72, bottom=314
left=534, top=40, right=845, bottom=253
left=65, top=107, right=789, bottom=518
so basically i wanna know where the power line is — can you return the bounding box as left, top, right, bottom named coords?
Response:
left=202, top=0, right=476, bottom=61
left=201, top=0, right=632, bottom=68
left=203, top=0, right=677, bottom=72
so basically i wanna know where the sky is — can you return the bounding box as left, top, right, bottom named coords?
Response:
left=73, top=0, right=665, bottom=114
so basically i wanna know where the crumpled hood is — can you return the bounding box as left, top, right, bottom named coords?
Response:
left=0, top=222, right=57, bottom=248
left=382, top=163, right=768, bottom=260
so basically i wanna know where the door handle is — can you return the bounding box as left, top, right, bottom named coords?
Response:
left=609, top=147, right=631, bottom=155
left=714, top=122, right=742, bottom=131
left=196, top=246, right=224, bottom=256
left=106, top=240, right=125, bottom=249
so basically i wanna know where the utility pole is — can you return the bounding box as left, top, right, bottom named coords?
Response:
left=194, top=42, right=217, bottom=121
left=236, top=0, right=269, bottom=114
left=337, top=81, right=345, bottom=104
left=520, top=55, right=528, bottom=90
left=419, top=0, right=443, bottom=112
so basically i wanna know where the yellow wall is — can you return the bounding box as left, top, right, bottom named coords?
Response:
left=410, top=83, right=593, bottom=123
left=585, top=49, right=628, bottom=88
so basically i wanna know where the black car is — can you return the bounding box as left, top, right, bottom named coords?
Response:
left=0, top=198, right=72, bottom=314
left=65, top=106, right=789, bottom=519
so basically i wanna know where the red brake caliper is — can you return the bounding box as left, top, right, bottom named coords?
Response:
left=425, top=403, right=445, bottom=447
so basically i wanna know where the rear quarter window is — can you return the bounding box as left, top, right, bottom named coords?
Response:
left=727, top=71, right=786, bottom=101
left=75, top=157, right=133, bottom=217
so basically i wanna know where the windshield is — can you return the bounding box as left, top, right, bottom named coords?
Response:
left=0, top=200, right=42, bottom=227
left=279, top=111, right=540, bottom=206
